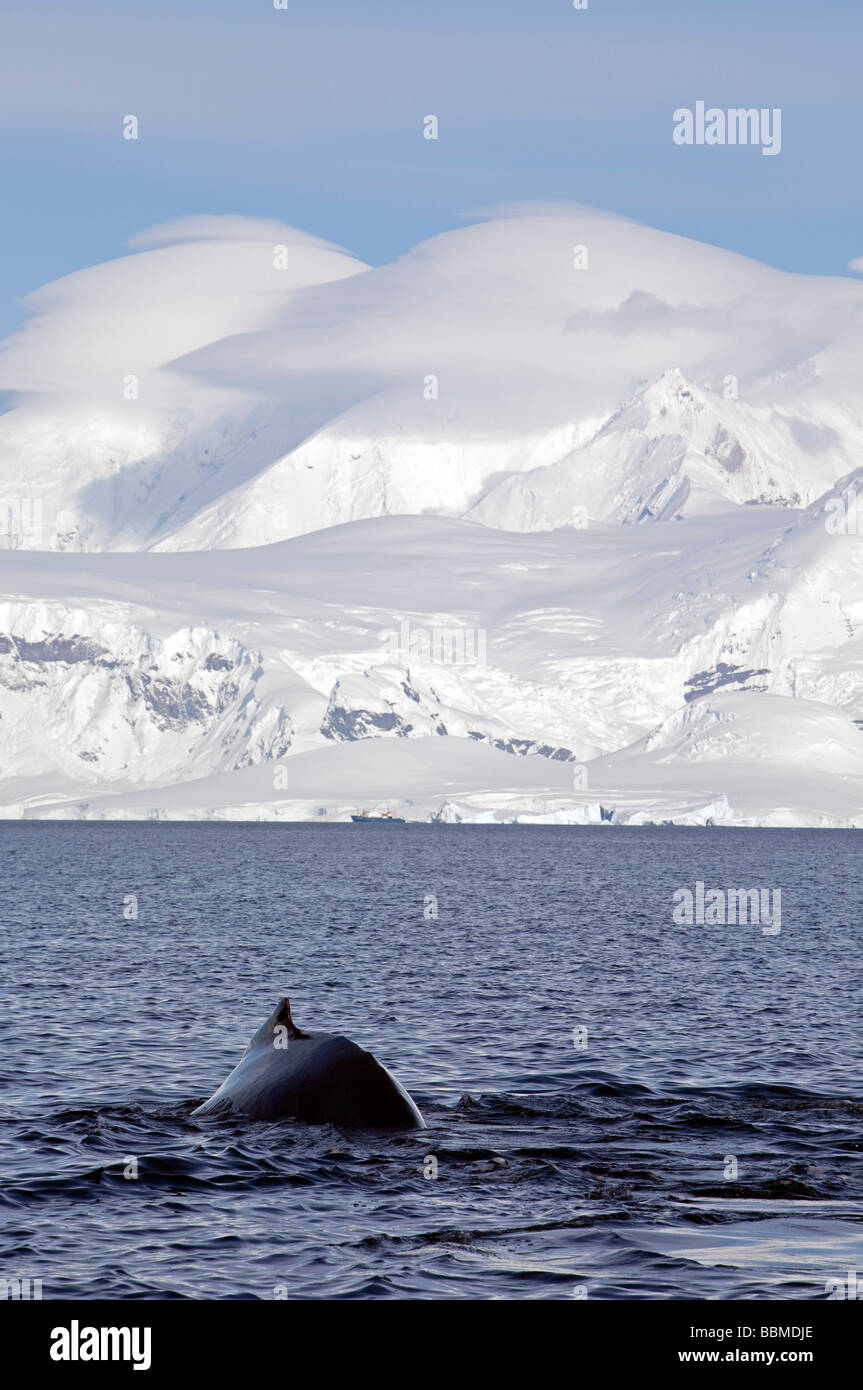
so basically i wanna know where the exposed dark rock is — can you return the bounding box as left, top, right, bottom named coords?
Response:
left=685, top=661, right=770, bottom=702
left=468, top=730, right=577, bottom=762
left=321, top=706, right=411, bottom=741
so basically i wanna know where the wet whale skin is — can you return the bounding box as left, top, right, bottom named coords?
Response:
left=194, top=1000, right=425, bottom=1130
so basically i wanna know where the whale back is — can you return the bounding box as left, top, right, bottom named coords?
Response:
left=194, top=997, right=425, bottom=1129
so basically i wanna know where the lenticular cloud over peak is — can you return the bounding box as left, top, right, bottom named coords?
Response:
left=0, top=202, right=862, bottom=553
left=0, top=214, right=366, bottom=405
left=127, top=214, right=355, bottom=252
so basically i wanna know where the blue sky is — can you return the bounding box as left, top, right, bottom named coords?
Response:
left=0, top=0, right=860, bottom=337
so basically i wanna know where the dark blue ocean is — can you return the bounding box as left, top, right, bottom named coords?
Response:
left=1, top=824, right=861, bottom=1300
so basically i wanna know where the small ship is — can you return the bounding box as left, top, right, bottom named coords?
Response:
left=350, top=810, right=406, bottom=823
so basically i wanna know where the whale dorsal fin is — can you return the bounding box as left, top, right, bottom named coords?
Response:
left=274, top=997, right=310, bottom=1041
left=243, top=996, right=311, bottom=1056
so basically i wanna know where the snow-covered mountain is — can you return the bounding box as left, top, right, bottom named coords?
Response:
left=3, top=206, right=863, bottom=552
left=1, top=206, right=862, bottom=824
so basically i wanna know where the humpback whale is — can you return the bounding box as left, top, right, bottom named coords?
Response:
left=194, top=998, right=425, bottom=1129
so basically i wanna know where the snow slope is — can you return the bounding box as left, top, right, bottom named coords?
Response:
left=0, top=507, right=861, bottom=825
